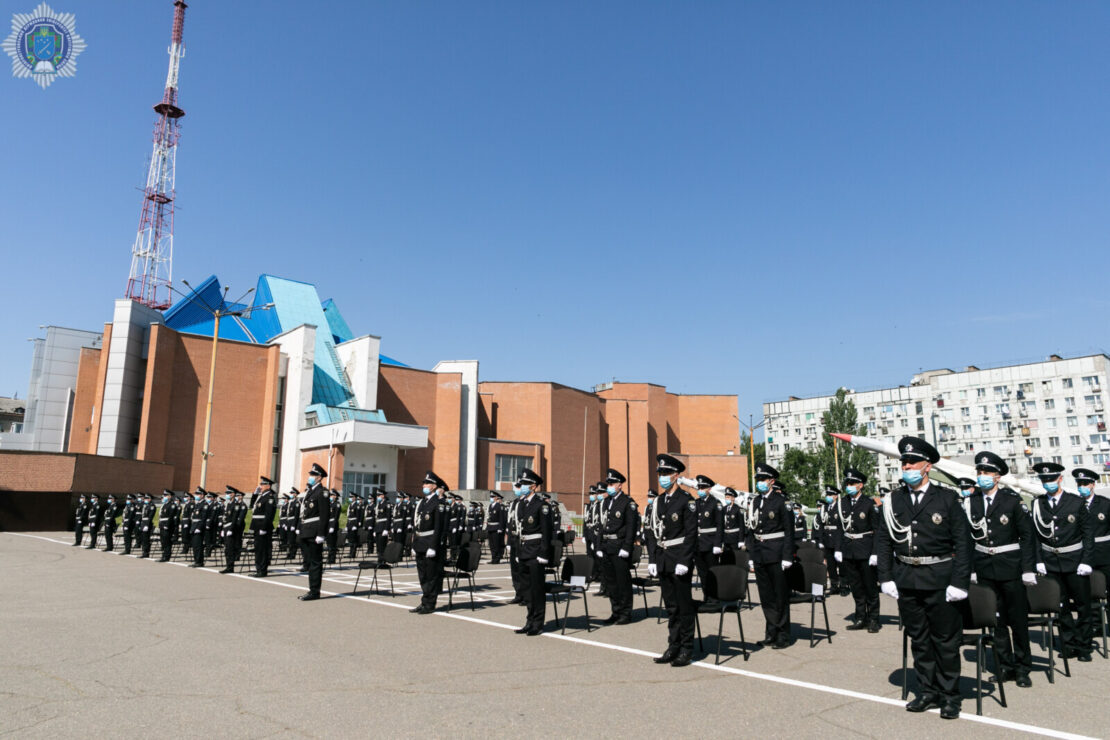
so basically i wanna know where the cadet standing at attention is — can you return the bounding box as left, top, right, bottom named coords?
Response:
left=250, top=476, right=277, bottom=577
left=648, top=454, right=697, bottom=667
left=297, top=463, right=330, bottom=601
left=158, top=489, right=180, bottom=562
left=746, top=462, right=796, bottom=650
left=835, top=468, right=880, bottom=633
left=512, top=468, right=552, bottom=635
left=597, top=469, right=636, bottom=625
left=73, top=494, right=88, bottom=547
left=410, top=471, right=448, bottom=614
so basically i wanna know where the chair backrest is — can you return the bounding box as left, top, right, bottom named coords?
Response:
left=1025, top=577, right=1062, bottom=615
left=1091, top=570, right=1107, bottom=600
left=460, top=531, right=471, bottom=546
left=630, top=543, right=643, bottom=568
left=337, top=531, right=346, bottom=548
left=383, top=540, right=404, bottom=564
left=797, top=546, right=824, bottom=563
left=465, top=541, right=481, bottom=572
left=786, top=559, right=807, bottom=592
left=710, top=564, right=747, bottom=602
left=550, top=538, right=564, bottom=565
left=800, top=560, right=827, bottom=595
left=964, top=583, right=998, bottom=629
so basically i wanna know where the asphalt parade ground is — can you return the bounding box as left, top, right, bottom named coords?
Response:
left=2, top=532, right=1107, bottom=739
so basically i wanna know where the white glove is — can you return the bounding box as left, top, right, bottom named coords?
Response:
left=712, top=546, right=722, bottom=555
left=329, top=528, right=335, bottom=533
left=618, top=549, right=630, bottom=559
left=315, top=536, right=325, bottom=545
left=969, top=572, right=978, bottom=584
left=194, top=528, right=200, bottom=534
left=675, top=563, right=689, bottom=576
left=296, top=530, right=301, bottom=536
left=143, top=526, right=149, bottom=532
left=1022, top=572, right=1038, bottom=586
left=596, top=549, right=604, bottom=557
left=1078, top=563, right=1093, bottom=576
left=945, top=585, right=968, bottom=602
left=537, top=557, right=548, bottom=564
left=817, top=543, right=824, bottom=549
left=1036, top=562, right=1047, bottom=576
left=427, top=548, right=436, bottom=557
left=834, top=551, right=843, bottom=563
left=647, top=563, right=658, bottom=577
left=748, top=561, right=755, bottom=572
left=505, top=546, right=511, bottom=555
left=739, top=543, right=746, bottom=550
left=868, top=554, right=877, bottom=567
left=881, top=581, right=899, bottom=599
left=781, top=560, right=792, bottom=570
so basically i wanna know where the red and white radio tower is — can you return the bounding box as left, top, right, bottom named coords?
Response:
left=125, top=0, right=187, bottom=310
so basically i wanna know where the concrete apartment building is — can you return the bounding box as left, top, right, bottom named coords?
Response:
left=763, top=354, right=1110, bottom=489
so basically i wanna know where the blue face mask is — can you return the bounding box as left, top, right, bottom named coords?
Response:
left=697, top=489, right=707, bottom=498
left=307, top=476, right=317, bottom=486
left=902, top=469, right=924, bottom=486
left=605, top=486, right=616, bottom=496
left=755, top=481, right=769, bottom=493
left=162, top=496, right=169, bottom=503
left=976, top=475, right=996, bottom=490
left=422, top=486, right=433, bottom=495
left=588, top=494, right=595, bottom=503
left=1043, top=481, right=1059, bottom=494
left=845, top=485, right=859, bottom=497
left=658, top=476, right=673, bottom=489
left=518, top=485, right=531, bottom=496
left=824, top=496, right=834, bottom=505
left=959, top=488, right=973, bottom=498
left=1079, top=485, right=1093, bottom=497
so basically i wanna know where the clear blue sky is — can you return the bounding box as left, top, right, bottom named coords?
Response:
left=3, top=1, right=1110, bottom=433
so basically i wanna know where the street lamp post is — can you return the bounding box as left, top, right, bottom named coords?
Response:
left=735, top=413, right=766, bottom=492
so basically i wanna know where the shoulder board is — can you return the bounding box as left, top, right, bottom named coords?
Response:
left=630, top=502, right=637, bottom=510
left=542, top=505, right=550, bottom=513
left=438, top=504, right=445, bottom=511
left=1021, top=503, right=1030, bottom=512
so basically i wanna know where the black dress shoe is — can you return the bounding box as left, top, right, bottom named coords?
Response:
left=526, top=627, right=543, bottom=636
left=846, top=621, right=867, bottom=631
left=1015, top=674, right=1032, bottom=688
left=187, top=563, right=200, bottom=568
left=867, top=620, right=881, bottom=633
left=1077, top=652, right=1092, bottom=662
left=757, top=638, right=775, bottom=647
left=603, top=615, right=619, bottom=625
left=905, top=694, right=941, bottom=713
left=298, top=567, right=308, bottom=573
left=614, top=616, right=632, bottom=625
left=670, top=651, right=693, bottom=667
left=939, top=701, right=960, bottom=720
left=514, top=626, right=529, bottom=634
left=298, top=593, right=320, bottom=601
left=219, top=568, right=233, bottom=574
left=772, top=638, right=791, bottom=650
left=508, top=597, right=524, bottom=605
left=998, top=668, right=1016, bottom=683
left=654, top=647, right=679, bottom=664
left=410, top=606, right=426, bottom=614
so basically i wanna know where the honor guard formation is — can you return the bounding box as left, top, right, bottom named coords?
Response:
left=70, top=437, right=1110, bottom=720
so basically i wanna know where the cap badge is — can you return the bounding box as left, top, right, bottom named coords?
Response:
left=527, top=516, right=534, bottom=524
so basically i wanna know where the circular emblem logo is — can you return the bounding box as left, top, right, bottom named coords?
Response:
left=671, top=512, right=678, bottom=522
left=858, top=511, right=866, bottom=520
left=423, top=514, right=429, bottom=521
left=999, top=514, right=1009, bottom=525
left=768, top=511, right=775, bottom=520
left=932, top=513, right=943, bottom=525
left=527, top=516, right=534, bottom=524
left=2, top=4, right=87, bottom=89
left=615, top=511, right=622, bottom=518
left=1100, top=512, right=1106, bottom=521
left=1068, top=514, right=1076, bottom=523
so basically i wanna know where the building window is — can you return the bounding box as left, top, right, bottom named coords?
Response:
left=1070, top=435, right=1081, bottom=446
left=1067, top=416, right=1078, bottom=427
left=1048, top=436, right=1060, bottom=447
left=1044, top=399, right=1055, bottom=410
left=344, top=471, right=386, bottom=500
left=1062, top=378, right=1074, bottom=389
left=495, top=454, right=533, bottom=484
left=1042, top=380, right=1053, bottom=393
left=304, top=412, right=319, bottom=428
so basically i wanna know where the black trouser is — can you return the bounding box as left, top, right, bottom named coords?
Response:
left=287, top=530, right=299, bottom=559
left=416, top=550, right=444, bottom=610
left=140, top=529, right=152, bottom=557
left=661, top=568, right=695, bottom=651
left=589, top=540, right=604, bottom=584
left=204, top=530, right=216, bottom=556
left=224, top=535, right=239, bottom=567
left=694, top=548, right=719, bottom=599
left=74, top=523, right=84, bottom=546
left=511, top=549, right=529, bottom=600
left=103, top=528, right=115, bottom=551
left=348, top=530, right=360, bottom=558
left=841, top=558, right=879, bottom=623
left=1046, top=570, right=1093, bottom=655
left=825, top=550, right=841, bottom=587
left=602, top=550, right=633, bottom=619
left=254, top=530, right=272, bottom=573
left=524, top=557, right=546, bottom=628
left=86, top=526, right=99, bottom=548
left=123, top=529, right=134, bottom=554
left=192, top=531, right=205, bottom=565
left=326, top=532, right=338, bottom=563
left=488, top=530, right=504, bottom=562
left=160, top=527, right=174, bottom=560
left=720, top=542, right=742, bottom=566
left=375, top=532, right=389, bottom=562
left=180, top=529, right=191, bottom=555
left=979, top=575, right=1031, bottom=673
left=754, top=560, right=790, bottom=641
left=899, top=586, right=962, bottom=701
left=299, top=537, right=324, bottom=595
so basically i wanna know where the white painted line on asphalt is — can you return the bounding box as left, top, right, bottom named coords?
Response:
left=5, top=532, right=1095, bottom=740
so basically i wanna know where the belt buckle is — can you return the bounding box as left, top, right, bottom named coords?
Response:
left=909, top=556, right=920, bottom=565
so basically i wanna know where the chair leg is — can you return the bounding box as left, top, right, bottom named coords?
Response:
left=901, top=629, right=909, bottom=700
left=561, top=593, right=571, bottom=635
left=641, top=584, right=649, bottom=619
left=822, top=599, right=832, bottom=644
left=583, top=592, right=592, bottom=633
left=716, top=609, right=725, bottom=665
left=1102, top=602, right=1108, bottom=659
left=388, top=568, right=395, bottom=598
left=736, top=607, right=748, bottom=661
left=1058, top=619, right=1071, bottom=678
left=468, top=574, right=475, bottom=611
left=657, top=589, right=664, bottom=624
left=810, top=600, right=817, bottom=649
left=352, top=569, right=362, bottom=594
left=695, top=614, right=703, bottom=653
left=368, top=570, right=378, bottom=597
left=975, top=634, right=984, bottom=717
left=1046, top=617, right=1056, bottom=684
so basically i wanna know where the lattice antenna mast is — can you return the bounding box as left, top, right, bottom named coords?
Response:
left=124, top=0, right=187, bottom=310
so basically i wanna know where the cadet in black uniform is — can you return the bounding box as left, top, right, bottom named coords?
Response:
left=158, top=489, right=180, bottom=561
left=835, top=468, right=880, bottom=633
left=73, top=494, right=88, bottom=546
left=250, top=476, right=277, bottom=577
left=720, top=488, right=745, bottom=566
left=507, top=480, right=529, bottom=605
left=1077, top=468, right=1110, bottom=623
left=297, top=463, right=330, bottom=600
left=203, top=490, right=220, bottom=557
left=965, top=451, right=1037, bottom=686
left=85, top=494, right=102, bottom=549
left=486, top=492, right=507, bottom=563
left=372, top=488, right=392, bottom=562
left=512, top=468, right=553, bottom=635
left=648, top=454, right=698, bottom=666
left=392, top=491, right=411, bottom=558
left=325, top=490, right=341, bottom=565
left=598, top=469, right=637, bottom=625
left=287, top=488, right=302, bottom=559
left=220, top=488, right=247, bottom=573
left=138, top=492, right=156, bottom=558
left=121, top=494, right=139, bottom=554
left=101, top=494, right=120, bottom=552
left=410, top=471, right=448, bottom=614
left=188, top=488, right=209, bottom=567
left=876, top=437, right=972, bottom=720
left=813, top=486, right=843, bottom=594
left=346, top=493, right=364, bottom=559
left=746, top=462, right=796, bottom=649
left=179, top=493, right=194, bottom=558
left=792, top=503, right=807, bottom=540
left=1031, top=461, right=1095, bottom=662
left=584, top=486, right=603, bottom=589
left=692, top=475, right=723, bottom=602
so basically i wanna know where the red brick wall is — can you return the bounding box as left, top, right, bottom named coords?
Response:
left=299, top=447, right=344, bottom=491
left=477, top=438, right=544, bottom=492
left=0, top=451, right=173, bottom=493
left=379, top=365, right=460, bottom=493
left=673, top=453, right=748, bottom=492
left=68, top=346, right=102, bottom=454
left=86, top=322, right=112, bottom=453
left=675, top=394, right=740, bottom=455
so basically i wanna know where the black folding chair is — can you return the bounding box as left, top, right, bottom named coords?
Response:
left=445, top=542, right=482, bottom=611
left=706, top=561, right=750, bottom=663
left=1026, top=577, right=1070, bottom=683
left=796, top=544, right=824, bottom=564
left=787, top=560, right=833, bottom=647
left=547, top=555, right=595, bottom=634
left=629, top=544, right=662, bottom=621
left=352, top=541, right=403, bottom=597
left=543, top=540, right=565, bottom=581
left=1091, top=570, right=1108, bottom=660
